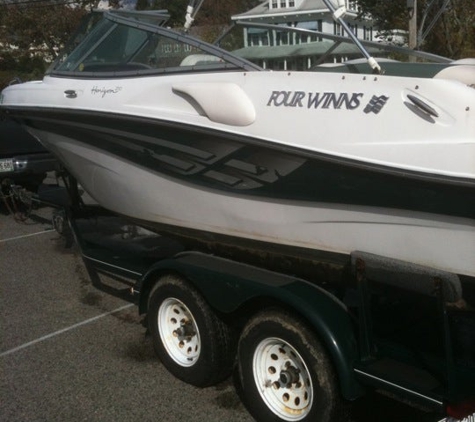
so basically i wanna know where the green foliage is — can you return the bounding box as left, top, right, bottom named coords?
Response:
left=357, top=0, right=475, bottom=58
left=151, top=0, right=261, bottom=28
left=151, top=0, right=189, bottom=26
left=0, top=52, right=46, bottom=90
left=356, top=0, right=408, bottom=29
left=0, top=0, right=95, bottom=88
left=426, top=0, right=475, bottom=58
left=135, top=0, right=150, bottom=10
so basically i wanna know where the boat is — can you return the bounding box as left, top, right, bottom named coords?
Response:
left=0, top=1, right=474, bottom=282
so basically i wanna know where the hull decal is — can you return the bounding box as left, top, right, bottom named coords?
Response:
left=10, top=107, right=475, bottom=220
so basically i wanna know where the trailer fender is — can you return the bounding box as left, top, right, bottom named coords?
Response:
left=136, top=251, right=363, bottom=400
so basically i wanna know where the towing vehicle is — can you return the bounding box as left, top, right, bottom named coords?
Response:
left=0, top=118, right=58, bottom=219
left=0, top=118, right=57, bottom=191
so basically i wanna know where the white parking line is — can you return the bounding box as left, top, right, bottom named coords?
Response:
left=0, top=303, right=134, bottom=357
left=0, top=229, right=56, bottom=243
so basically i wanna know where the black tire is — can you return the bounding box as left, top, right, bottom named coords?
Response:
left=237, top=309, right=346, bottom=422
left=147, top=275, right=235, bottom=387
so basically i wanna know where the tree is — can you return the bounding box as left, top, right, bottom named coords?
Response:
left=356, top=0, right=408, bottom=29
left=357, top=0, right=475, bottom=58
left=1, top=1, right=96, bottom=59
left=149, top=0, right=189, bottom=26
left=135, top=0, right=149, bottom=10
left=424, top=0, right=475, bottom=58
left=0, top=0, right=96, bottom=89
left=151, top=0, right=262, bottom=28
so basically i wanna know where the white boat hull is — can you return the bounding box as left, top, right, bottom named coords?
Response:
left=36, top=129, right=475, bottom=278
left=1, top=13, right=474, bottom=279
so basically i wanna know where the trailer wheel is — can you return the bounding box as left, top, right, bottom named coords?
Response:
left=237, top=310, right=345, bottom=422
left=148, top=275, right=234, bottom=387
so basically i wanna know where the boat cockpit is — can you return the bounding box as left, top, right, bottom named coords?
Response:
left=48, top=8, right=474, bottom=86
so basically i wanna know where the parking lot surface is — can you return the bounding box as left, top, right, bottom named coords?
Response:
left=1, top=204, right=254, bottom=422
left=0, top=202, right=444, bottom=422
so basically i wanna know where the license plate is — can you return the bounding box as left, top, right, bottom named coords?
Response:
left=0, top=158, right=14, bottom=172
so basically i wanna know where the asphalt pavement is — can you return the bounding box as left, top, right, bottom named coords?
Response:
left=0, top=199, right=444, bottom=422
left=0, top=202, right=254, bottom=422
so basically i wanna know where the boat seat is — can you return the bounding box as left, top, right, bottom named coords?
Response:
left=433, top=64, right=475, bottom=86
left=180, top=54, right=223, bottom=66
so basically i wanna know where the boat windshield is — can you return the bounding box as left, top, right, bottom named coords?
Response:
left=49, top=9, right=457, bottom=79
left=50, top=10, right=260, bottom=77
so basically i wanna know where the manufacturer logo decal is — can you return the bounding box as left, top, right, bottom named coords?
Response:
left=91, top=86, right=123, bottom=98
left=267, top=91, right=363, bottom=110
left=363, top=95, right=389, bottom=114
left=266, top=91, right=390, bottom=114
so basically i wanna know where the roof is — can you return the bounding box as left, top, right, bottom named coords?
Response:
left=232, top=0, right=337, bottom=21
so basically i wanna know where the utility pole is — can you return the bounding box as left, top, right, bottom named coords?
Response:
left=408, top=0, right=418, bottom=49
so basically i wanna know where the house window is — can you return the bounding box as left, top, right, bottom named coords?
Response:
left=296, top=21, right=320, bottom=43
left=348, top=24, right=358, bottom=36
left=248, top=28, right=269, bottom=47
left=276, top=31, right=289, bottom=45
left=272, top=0, right=296, bottom=8
left=249, top=34, right=259, bottom=46
left=363, top=26, right=372, bottom=41
left=334, top=22, right=342, bottom=36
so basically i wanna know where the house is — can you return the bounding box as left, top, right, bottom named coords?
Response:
left=231, top=0, right=376, bottom=70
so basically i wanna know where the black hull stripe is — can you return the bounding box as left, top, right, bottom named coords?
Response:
left=6, top=106, right=475, bottom=220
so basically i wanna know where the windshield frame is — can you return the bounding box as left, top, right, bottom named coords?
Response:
left=48, top=10, right=262, bottom=79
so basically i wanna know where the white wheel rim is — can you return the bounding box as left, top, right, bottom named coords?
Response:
left=158, top=297, right=201, bottom=367
left=253, top=337, right=313, bottom=421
